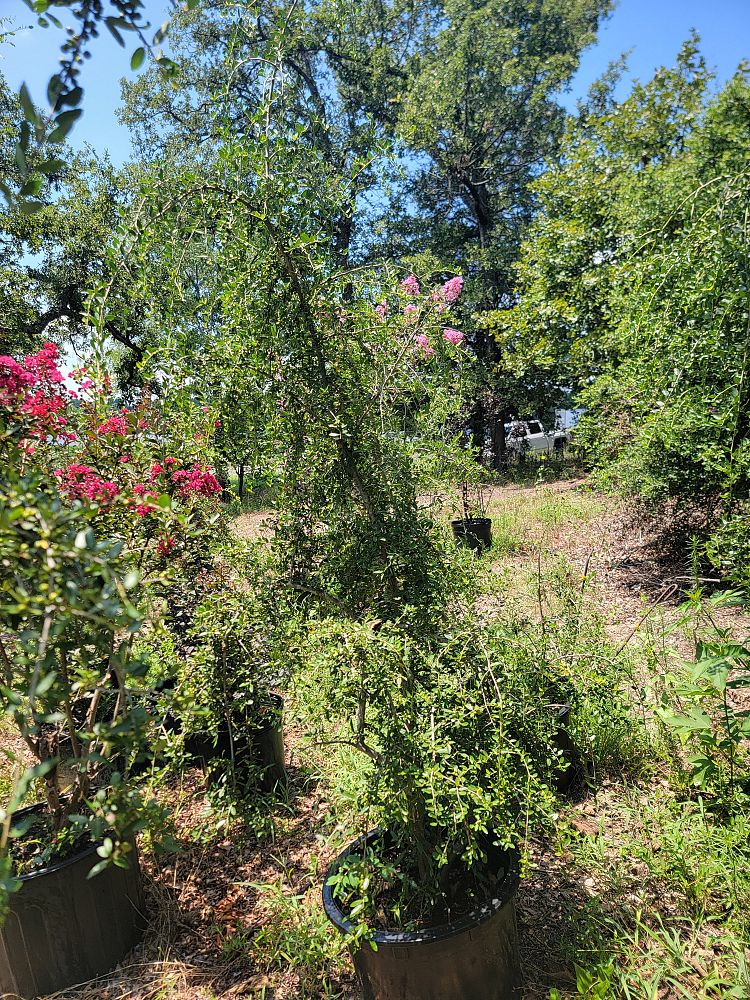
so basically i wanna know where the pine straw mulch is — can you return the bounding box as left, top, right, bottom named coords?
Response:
left=42, top=733, right=357, bottom=1000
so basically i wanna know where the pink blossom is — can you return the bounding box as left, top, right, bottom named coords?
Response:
left=120, top=455, right=131, bottom=464
left=97, top=414, right=129, bottom=436
left=147, top=462, right=164, bottom=482
left=164, top=457, right=177, bottom=466
left=400, top=274, right=420, bottom=296
left=415, top=334, right=435, bottom=358
left=374, top=300, right=389, bottom=321
left=443, top=327, right=465, bottom=346
left=404, top=304, right=418, bottom=322
left=171, top=463, right=222, bottom=499
left=1, top=346, right=71, bottom=439
left=135, top=502, right=156, bottom=517
left=440, top=276, right=464, bottom=303
left=56, top=464, right=119, bottom=505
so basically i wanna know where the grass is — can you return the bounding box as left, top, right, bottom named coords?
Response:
left=551, top=787, right=750, bottom=998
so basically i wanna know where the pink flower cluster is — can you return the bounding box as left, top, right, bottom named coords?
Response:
left=443, top=327, right=465, bottom=346
left=415, top=334, right=435, bottom=358
left=132, top=482, right=158, bottom=516
left=400, top=274, right=421, bottom=296
left=374, top=301, right=389, bottom=321
left=1, top=344, right=72, bottom=439
left=157, top=535, right=176, bottom=557
left=97, top=412, right=130, bottom=436
left=171, top=464, right=222, bottom=498
left=54, top=464, right=119, bottom=505
left=440, top=276, right=464, bottom=303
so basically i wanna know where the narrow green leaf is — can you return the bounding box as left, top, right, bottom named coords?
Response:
left=18, top=84, right=38, bottom=125
left=48, top=108, right=82, bottom=143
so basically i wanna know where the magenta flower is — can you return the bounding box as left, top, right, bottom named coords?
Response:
left=400, top=274, right=420, bottom=296
left=404, top=304, right=418, bottom=322
left=374, top=300, right=389, bottom=321
left=440, top=276, right=464, bottom=303
left=443, top=327, right=465, bottom=346
left=171, top=464, right=222, bottom=498
left=157, top=535, right=176, bottom=557
left=97, top=414, right=129, bottom=436
left=56, top=464, right=120, bottom=504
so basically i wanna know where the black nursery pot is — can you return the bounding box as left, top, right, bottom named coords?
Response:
left=549, top=703, right=579, bottom=794
left=451, top=517, right=493, bottom=553
left=184, top=693, right=287, bottom=793
left=0, top=805, right=145, bottom=1000
left=323, top=830, right=521, bottom=1000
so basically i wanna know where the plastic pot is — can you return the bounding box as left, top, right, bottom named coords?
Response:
left=184, top=693, right=287, bottom=792
left=323, top=830, right=521, bottom=1000
left=0, top=805, right=145, bottom=999
left=548, top=703, right=578, bottom=794
left=451, top=518, right=493, bottom=553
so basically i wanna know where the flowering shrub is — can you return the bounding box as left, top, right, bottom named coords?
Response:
left=1, top=345, right=224, bottom=581
left=383, top=273, right=467, bottom=364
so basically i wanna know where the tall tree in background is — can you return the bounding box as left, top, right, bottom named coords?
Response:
left=117, top=0, right=611, bottom=462
left=0, top=70, right=147, bottom=366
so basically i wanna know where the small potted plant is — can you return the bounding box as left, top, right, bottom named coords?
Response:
left=0, top=456, right=157, bottom=997
left=451, top=471, right=493, bottom=552
left=177, top=572, right=287, bottom=794
left=293, top=613, right=561, bottom=1000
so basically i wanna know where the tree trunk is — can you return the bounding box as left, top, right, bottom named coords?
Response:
left=491, top=414, right=508, bottom=471
left=237, top=463, right=245, bottom=500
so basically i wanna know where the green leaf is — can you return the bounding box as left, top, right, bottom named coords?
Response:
left=37, top=158, right=66, bottom=175
left=104, top=17, right=126, bottom=47
left=34, top=671, right=57, bottom=696
left=48, top=109, right=82, bottom=143
left=153, top=20, right=171, bottom=45
left=18, top=199, right=45, bottom=215
left=57, top=86, right=84, bottom=110
left=19, top=175, right=43, bottom=198
left=86, top=858, right=110, bottom=879
left=46, top=74, right=64, bottom=108
left=18, top=84, right=38, bottom=126
left=14, top=141, right=27, bottom=175
left=130, top=47, right=146, bottom=71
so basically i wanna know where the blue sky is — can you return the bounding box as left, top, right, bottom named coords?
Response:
left=0, top=0, right=748, bottom=165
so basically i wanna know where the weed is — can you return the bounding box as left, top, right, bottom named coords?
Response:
left=248, top=869, right=351, bottom=998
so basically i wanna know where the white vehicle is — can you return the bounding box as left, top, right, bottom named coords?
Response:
left=504, top=419, right=568, bottom=456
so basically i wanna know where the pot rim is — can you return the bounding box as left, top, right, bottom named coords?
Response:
left=322, top=828, right=520, bottom=945
left=450, top=517, right=492, bottom=527
left=10, top=802, right=109, bottom=883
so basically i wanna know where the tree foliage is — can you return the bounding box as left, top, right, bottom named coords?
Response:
left=503, top=39, right=750, bottom=583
